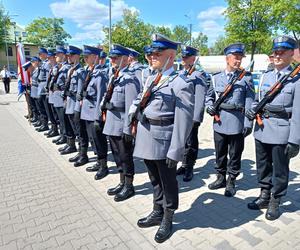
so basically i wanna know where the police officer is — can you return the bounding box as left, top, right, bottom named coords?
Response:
left=130, top=34, right=194, bottom=243
left=28, top=56, right=42, bottom=128
left=176, top=45, right=208, bottom=182
left=80, top=45, right=109, bottom=178
left=52, top=46, right=71, bottom=146
left=246, top=36, right=300, bottom=220
left=141, top=45, right=155, bottom=87
left=36, top=48, right=51, bottom=132
left=60, top=46, right=86, bottom=155
left=98, top=51, right=109, bottom=76
left=44, top=49, right=59, bottom=138
left=206, top=43, right=254, bottom=197
left=128, top=48, right=144, bottom=87
left=101, top=44, right=140, bottom=202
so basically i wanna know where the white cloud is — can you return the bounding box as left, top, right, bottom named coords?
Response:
left=50, top=0, right=139, bottom=44
left=197, top=6, right=226, bottom=20
left=196, top=6, right=226, bottom=45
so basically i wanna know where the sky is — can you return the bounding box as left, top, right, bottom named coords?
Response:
left=3, top=0, right=227, bottom=47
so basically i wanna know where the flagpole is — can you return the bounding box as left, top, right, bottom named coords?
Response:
left=109, top=0, right=112, bottom=51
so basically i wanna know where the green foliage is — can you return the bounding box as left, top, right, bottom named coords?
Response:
left=25, top=17, right=71, bottom=47
left=191, top=33, right=209, bottom=56
left=0, top=4, right=11, bottom=49
left=210, top=36, right=228, bottom=55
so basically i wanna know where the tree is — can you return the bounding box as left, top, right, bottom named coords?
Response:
left=103, top=10, right=153, bottom=62
left=0, top=4, right=11, bottom=49
left=210, top=36, right=228, bottom=55
left=172, top=25, right=190, bottom=44
left=191, top=33, right=209, bottom=56
left=272, top=0, right=300, bottom=46
left=224, top=0, right=276, bottom=68
left=25, top=17, right=71, bottom=47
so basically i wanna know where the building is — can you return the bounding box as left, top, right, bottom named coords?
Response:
left=0, top=23, right=39, bottom=72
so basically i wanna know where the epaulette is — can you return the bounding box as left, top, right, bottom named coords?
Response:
left=212, top=71, right=221, bottom=76
left=245, top=71, right=252, bottom=76
left=263, top=69, right=273, bottom=74
left=169, top=72, right=180, bottom=82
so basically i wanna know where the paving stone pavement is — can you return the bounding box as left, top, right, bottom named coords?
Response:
left=0, top=81, right=300, bottom=250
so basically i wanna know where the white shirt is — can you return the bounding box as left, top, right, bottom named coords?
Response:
left=0, top=70, right=10, bottom=78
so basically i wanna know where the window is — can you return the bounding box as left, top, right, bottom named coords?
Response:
left=6, top=47, right=13, bottom=57
left=24, top=47, right=30, bottom=56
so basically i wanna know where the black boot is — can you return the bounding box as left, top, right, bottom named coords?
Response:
left=32, top=120, right=42, bottom=127
left=44, top=127, right=53, bottom=136
left=137, top=205, right=164, bottom=228
left=58, top=144, right=68, bottom=152
left=224, top=175, right=236, bottom=197
left=36, top=121, right=49, bottom=132
left=56, top=136, right=67, bottom=145
left=248, top=189, right=271, bottom=210
left=94, top=159, right=109, bottom=179
left=52, top=135, right=62, bottom=144
left=208, top=173, right=226, bottom=190
left=47, top=125, right=59, bottom=138
left=154, top=208, right=175, bottom=243
left=176, top=166, right=186, bottom=175
left=183, top=165, right=194, bottom=182
left=114, top=175, right=135, bottom=202
left=69, top=145, right=81, bottom=163
left=30, top=116, right=38, bottom=123
left=74, top=147, right=89, bottom=167
left=107, top=173, right=125, bottom=196
left=86, top=160, right=100, bottom=172
left=265, top=196, right=281, bottom=220
left=60, top=138, right=77, bottom=155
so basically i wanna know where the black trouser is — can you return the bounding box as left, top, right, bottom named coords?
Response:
left=37, top=95, right=48, bottom=125
left=50, top=104, right=58, bottom=124
left=213, top=131, right=244, bottom=178
left=109, top=135, right=134, bottom=176
left=3, top=78, right=10, bottom=93
left=255, top=139, right=289, bottom=198
left=86, top=120, right=107, bottom=159
left=67, top=112, right=80, bottom=138
left=30, top=96, right=38, bottom=118
left=65, top=113, right=76, bottom=139
left=144, top=159, right=178, bottom=210
left=78, top=118, right=89, bottom=148
left=55, top=107, right=66, bottom=136
left=43, top=96, right=57, bottom=126
left=182, top=123, right=200, bottom=165
left=34, top=98, right=42, bottom=122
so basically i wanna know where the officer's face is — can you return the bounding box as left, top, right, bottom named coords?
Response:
left=273, top=49, right=294, bottom=68
left=84, top=54, right=97, bottom=66
left=110, top=55, right=128, bottom=69
left=39, top=53, right=47, bottom=61
left=145, top=54, right=152, bottom=65
left=182, top=56, right=196, bottom=68
left=48, top=56, right=56, bottom=65
left=151, top=49, right=175, bottom=70
left=31, top=61, right=39, bottom=68
left=226, top=53, right=243, bottom=70
left=55, top=53, right=65, bottom=63
left=68, top=54, right=79, bottom=65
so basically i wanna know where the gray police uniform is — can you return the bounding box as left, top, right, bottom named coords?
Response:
left=81, top=65, right=108, bottom=160
left=102, top=67, right=140, bottom=176
left=253, top=67, right=300, bottom=197
left=30, top=68, right=39, bottom=99
left=65, top=63, right=86, bottom=137
left=132, top=68, right=195, bottom=209
left=129, top=61, right=144, bottom=88
left=206, top=70, right=254, bottom=177
left=181, top=69, right=208, bottom=166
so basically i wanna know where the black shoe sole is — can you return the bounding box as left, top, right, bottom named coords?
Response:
left=208, top=183, right=226, bottom=190
left=154, top=230, right=172, bottom=243
left=114, top=191, right=135, bottom=202
left=137, top=221, right=162, bottom=228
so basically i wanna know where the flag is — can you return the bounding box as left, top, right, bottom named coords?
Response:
left=16, top=43, right=30, bottom=100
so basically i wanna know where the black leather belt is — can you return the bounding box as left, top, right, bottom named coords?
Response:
left=146, top=117, right=174, bottom=126
left=219, top=103, right=244, bottom=112
left=262, top=110, right=291, bottom=119
left=105, top=102, right=125, bottom=112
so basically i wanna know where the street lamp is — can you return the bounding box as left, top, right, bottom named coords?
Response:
left=184, top=14, right=192, bottom=46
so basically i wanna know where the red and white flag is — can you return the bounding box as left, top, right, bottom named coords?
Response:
left=16, top=43, right=30, bottom=85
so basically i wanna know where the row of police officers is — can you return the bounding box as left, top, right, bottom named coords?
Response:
left=22, top=33, right=300, bottom=243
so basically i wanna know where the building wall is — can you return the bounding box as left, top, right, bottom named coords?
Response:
left=0, top=44, right=39, bottom=72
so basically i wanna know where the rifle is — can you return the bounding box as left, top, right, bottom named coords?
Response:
left=81, top=64, right=95, bottom=97
left=212, top=60, right=254, bottom=122
left=184, top=56, right=200, bottom=76
left=101, top=56, right=124, bottom=122
left=63, top=66, right=76, bottom=100
left=130, top=57, right=171, bottom=137
left=45, top=67, right=53, bottom=93
left=250, top=63, right=300, bottom=127
left=50, top=63, right=62, bottom=91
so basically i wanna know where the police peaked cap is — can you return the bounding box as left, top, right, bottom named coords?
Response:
left=224, top=43, right=245, bottom=56
left=273, top=36, right=298, bottom=51
left=83, top=45, right=102, bottom=56
left=66, top=45, right=82, bottom=55
left=181, top=45, right=199, bottom=57
left=151, top=33, right=181, bottom=51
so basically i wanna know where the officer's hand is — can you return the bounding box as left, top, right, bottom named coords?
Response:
left=245, top=108, right=256, bottom=121
left=284, top=143, right=300, bottom=159
left=128, top=113, right=135, bottom=126
left=166, top=158, right=178, bottom=169
left=61, top=91, right=66, bottom=98
left=94, top=120, right=101, bottom=132
left=73, top=111, right=80, bottom=122
left=193, top=121, right=200, bottom=127
left=76, top=93, right=82, bottom=101
left=122, top=133, right=133, bottom=143
left=243, top=127, right=252, bottom=138
left=206, top=106, right=217, bottom=116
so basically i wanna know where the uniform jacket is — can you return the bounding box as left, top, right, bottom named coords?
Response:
left=129, top=61, right=144, bottom=89
left=180, top=69, right=208, bottom=123
left=103, top=67, right=140, bottom=137
left=53, top=62, right=71, bottom=108
left=65, top=63, right=86, bottom=114
left=47, top=64, right=56, bottom=104
left=37, top=60, right=51, bottom=96
left=253, top=66, right=300, bottom=145
left=206, top=70, right=254, bottom=135
left=80, top=66, right=108, bottom=121
left=30, top=67, right=40, bottom=99
left=131, top=68, right=195, bottom=162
